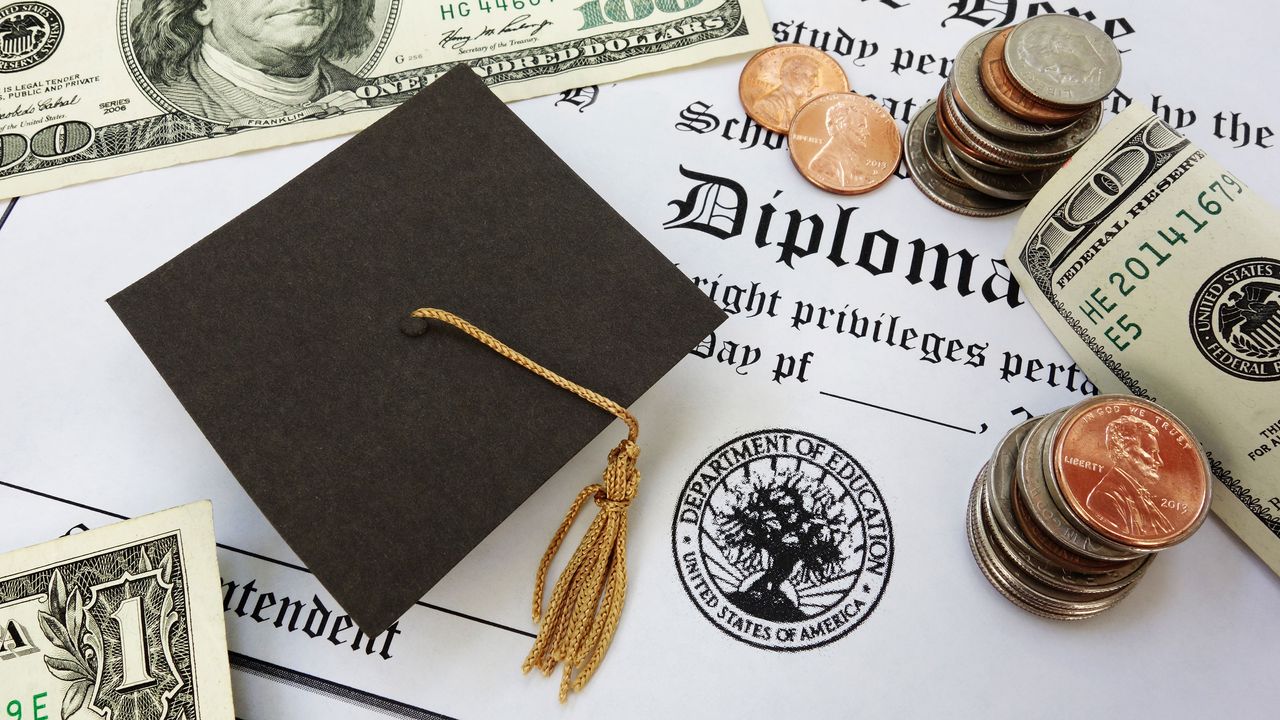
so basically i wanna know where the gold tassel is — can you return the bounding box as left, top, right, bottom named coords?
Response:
left=404, top=308, right=640, bottom=702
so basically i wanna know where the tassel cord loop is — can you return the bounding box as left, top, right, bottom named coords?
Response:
left=407, top=308, right=640, bottom=702
left=408, top=308, right=638, bottom=442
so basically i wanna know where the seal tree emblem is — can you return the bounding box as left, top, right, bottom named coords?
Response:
left=1190, top=257, right=1280, bottom=382
left=673, top=429, right=892, bottom=651
left=0, top=2, right=63, bottom=73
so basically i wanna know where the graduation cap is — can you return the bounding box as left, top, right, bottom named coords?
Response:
left=109, top=66, right=725, bottom=699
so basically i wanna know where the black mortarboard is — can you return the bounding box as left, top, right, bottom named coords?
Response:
left=108, top=66, right=725, bottom=639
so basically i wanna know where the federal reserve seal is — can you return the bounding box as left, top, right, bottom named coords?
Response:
left=1190, top=257, right=1280, bottom=381
left=0, top=3, right=63, bottom=73
left=672, top=429, right=892, bottom=651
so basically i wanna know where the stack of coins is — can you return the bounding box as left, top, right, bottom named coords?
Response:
left=967, top=395, right=1212, bottom=619
left=738, top=44, right=901, bottom=196
left=905, top=15, right=1121, bottom=216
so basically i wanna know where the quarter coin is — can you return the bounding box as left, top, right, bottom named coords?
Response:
left=934, top=92, right=1025, bottom=174
left=921, top=105, right=968, bottom=187
left=976, top=487, right=1129, bottom=619
left=967, top=469, right=1064, bottom=620
left=966, top=468, right=1056, bottom=619
left=789, top=92, right=901, bottom=195
left=943, top=143, right=1058, bottom=201
left=739, top=45, right=850, bottom=134
left=983, top=419, right=1041, bottom=543
left=981, top=28, right=1086, bottom=125
left=1005, top=14, right=1122, bottom=108
left=988, top=478, right=1145, bottom=595
left=950, top=31, right=1074, bottom=141
left=903, top=103, right=1025, bottom=216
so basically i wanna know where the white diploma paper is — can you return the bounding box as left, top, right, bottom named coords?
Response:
left=1, top=1, right=1277, bottom=717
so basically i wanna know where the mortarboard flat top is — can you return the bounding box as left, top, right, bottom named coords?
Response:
left=109, top=66, right=726, bottom=635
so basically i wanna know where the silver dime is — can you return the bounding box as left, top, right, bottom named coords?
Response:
left=980, top=512, right=1134, bottom=617
left=970, top=462, right=1133, bottom=619
left=904, top=103, right=1026, bottom=217
left=985, top=479, right=1149, bottom=596
left=936, top=90, right=1028, bottom=175
left=921, top=106, right=968, bottom=187
left=973, top=484, right=1127, bottom=619
left=950, top=31, right=1075, bottom=141
left=983, top=419, right=1040, bottom=542
left=1005, top=14, right=1122, bottom=108
left=943, top=142, right=1057, bottom=201
left=940, top=130, right=1022, bottom=176
left=941, top=85, right=1101, bottom=169
left=1020, top=410, right=1145, bottom=561
left=966, top=468, right=1068, bottom=620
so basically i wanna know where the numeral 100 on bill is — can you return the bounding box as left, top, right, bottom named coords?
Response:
left=0, top=120, right=93, bottom=172
left=576, top=0, right=704, bottom=29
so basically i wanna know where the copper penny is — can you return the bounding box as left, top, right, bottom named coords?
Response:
left=1050, top=395, right=1212, bottom=551
left=979, top=28, right=1086, bottom=125
left=788, top=92, right=901, bottom=195
left=739, top=45, right=850, bottom=134
left=932, top=89, right=983, bottom=163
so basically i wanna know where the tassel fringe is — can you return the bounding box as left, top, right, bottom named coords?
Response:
left=404, top=308, right=642, bottom=702
left=523, top=439, right=638, bottom=701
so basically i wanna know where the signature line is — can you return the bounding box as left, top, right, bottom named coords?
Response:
left=819, top=390, right=984, bottom=435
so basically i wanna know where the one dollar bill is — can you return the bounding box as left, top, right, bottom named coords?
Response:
left=1009, top=105, right=1280, bottom=577
left=0, top=0, right=769, bottom=198
left=0, top=501, right=233, bottom=719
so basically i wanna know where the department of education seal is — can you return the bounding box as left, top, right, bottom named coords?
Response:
left=672, top=429, right=892, bottom=651
left=1190, top=257, right=1280, bottom=382
left=0, top=3, right=63, bottom=73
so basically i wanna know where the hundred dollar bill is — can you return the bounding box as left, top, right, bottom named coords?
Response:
left=0, top=0, right=768, bottom=198
left=0, top=501, right=234, bottom=719
left=1008, top=105, right=1280, bottom=577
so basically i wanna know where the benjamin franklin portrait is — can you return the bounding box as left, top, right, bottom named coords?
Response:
left=130, top=0, right=378, bottom=124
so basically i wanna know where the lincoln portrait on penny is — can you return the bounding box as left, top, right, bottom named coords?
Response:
left=131, top=0, right=377, bottom=124
left=754, top=55, right=820, bottom=129
left=808, top=102, right=872, bottom=188
left=1085, top=415, right=1176, bottom=539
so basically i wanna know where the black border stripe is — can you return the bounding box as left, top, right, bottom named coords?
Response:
left=230, top=651, right=457, bottom=720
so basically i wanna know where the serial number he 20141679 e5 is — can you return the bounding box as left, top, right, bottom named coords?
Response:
left=1076, top=169, right=1246, bottom=352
